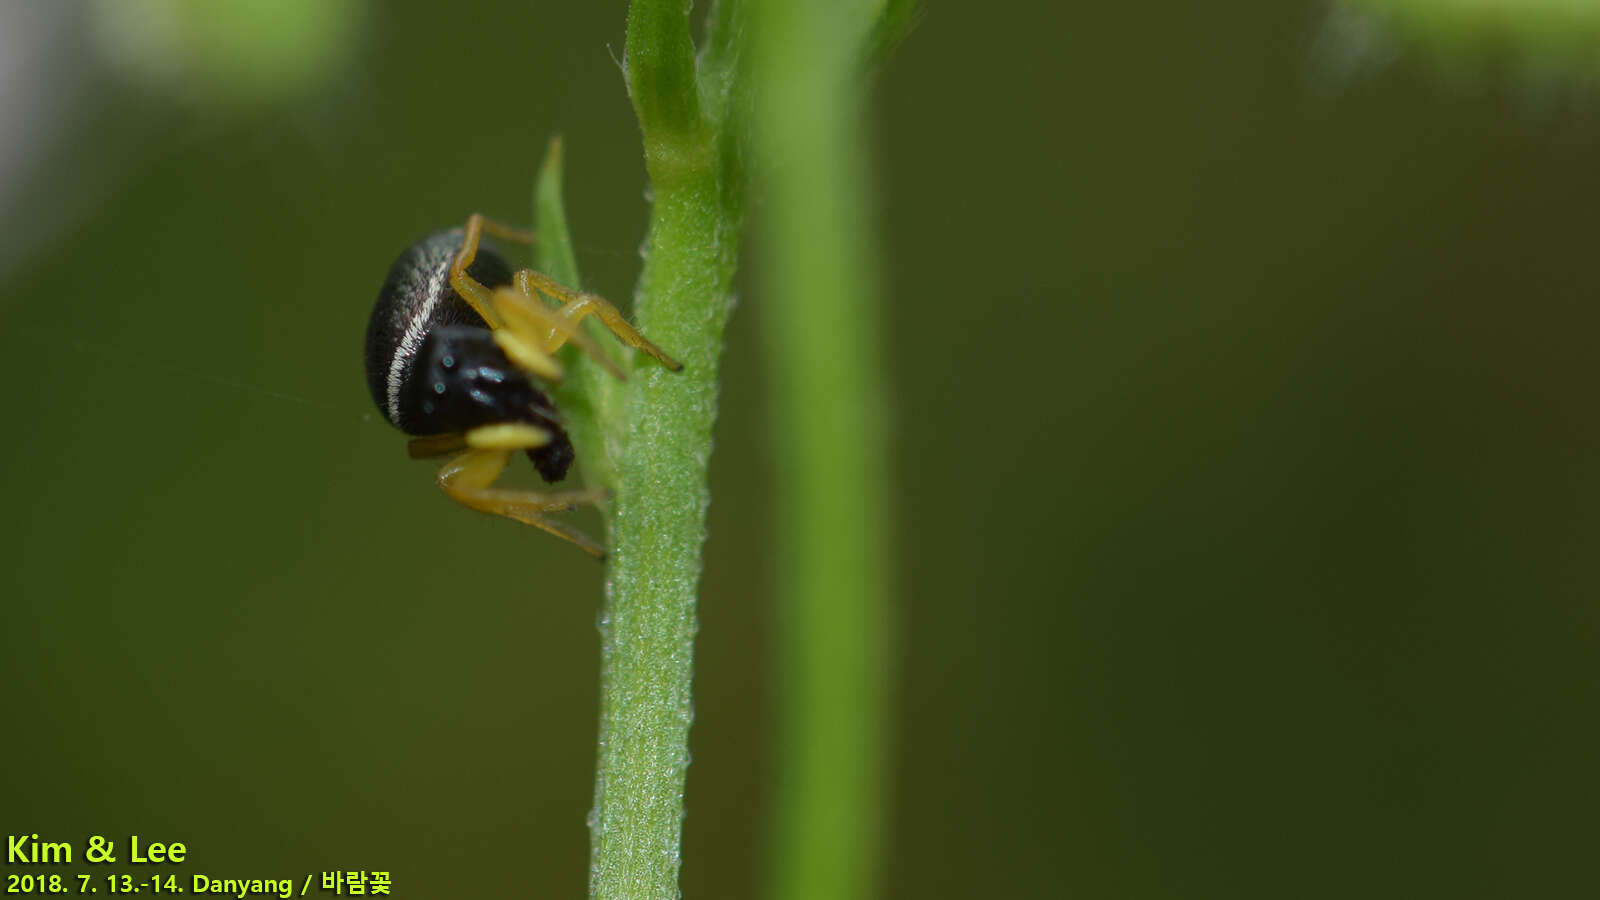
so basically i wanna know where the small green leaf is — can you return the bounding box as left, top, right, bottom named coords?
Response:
left=533, top=135, right=580, bottom=288
left=532, top=136, right=618, bottom=492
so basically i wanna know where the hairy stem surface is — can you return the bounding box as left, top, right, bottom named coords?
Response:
left=585, top=3, right=743, bottom=898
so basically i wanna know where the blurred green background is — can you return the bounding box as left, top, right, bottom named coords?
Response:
left=3, top=1, right=1598, bottom=897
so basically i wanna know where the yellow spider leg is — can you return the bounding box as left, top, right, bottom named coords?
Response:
left=466, top=422, right=551, bottom=450
left=449, top=213, right=541, bottom=329
left=437, top=440, right=610, bottom=559
left=514, top=269, right=684, bottom=371
left=453, top=212, right=682, bottom=375
left=451, top=215, right=610, bottom=382
left=476, top=216, right=535, bottom=245
left=410, top=421, right=551, bottom=457
left=491, top=287, right=627, bottom=382
left=449, top=214, right=509, bottom=329
left=491, top=321, right=566, bottom=384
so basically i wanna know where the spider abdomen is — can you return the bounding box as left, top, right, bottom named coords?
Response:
left=363, top=227, right=510, bottom=425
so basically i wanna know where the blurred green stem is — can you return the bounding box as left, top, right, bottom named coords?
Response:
left=751, top=2, right=896, bottom=900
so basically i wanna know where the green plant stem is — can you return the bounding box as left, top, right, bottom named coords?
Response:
left=589, top=170, right=736, bottom=900
left=576, top=1, right=902, bottom=895
left=585, top=3, right=744, bottom=898
left=751, top=1, right=895, bottom=900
